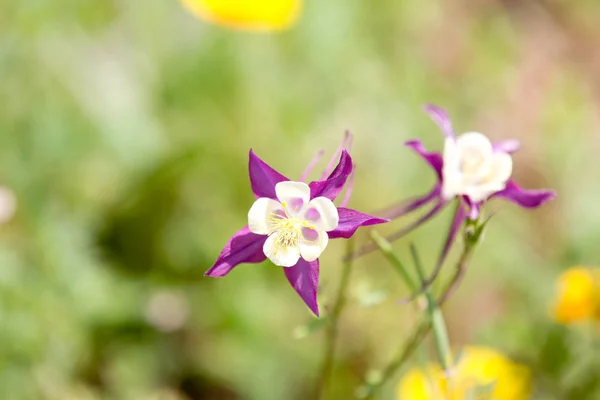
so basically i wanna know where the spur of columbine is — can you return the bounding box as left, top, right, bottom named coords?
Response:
left=205, top=140, right=388, bottom=316
left=358, top=104, right=556, bottom=269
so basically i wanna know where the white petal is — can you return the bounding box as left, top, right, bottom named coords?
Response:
left=442, top=136, right=460, bottom=171
left=299, top=227, right=328, bottom=262
left=442, top=137, right=462, bottom=200
left=456, top=132, right=493, bottom=154
left=248, top=198, right=282, bottom=235
left=487, top=151, right=513, bottom=184
left=304, top=197, right=339, bottom=231
left=456, top=133, right=494, bottom=180
left=275, top=181, right=311, bottom=216
left=463, top=151, right=513, bottom=202
left=465, top=182, right=507, bottom=203
left=263, top=234, right=301, bottom=267
left=442, top=178, right=461, bottom=200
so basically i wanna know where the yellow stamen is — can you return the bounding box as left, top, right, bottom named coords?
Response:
left=267, top=211, right=316, bottom=255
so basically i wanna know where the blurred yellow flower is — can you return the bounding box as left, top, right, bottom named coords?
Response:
left=179, top=0, right=302, bottom=31
left=553, top=266, right=600, bottom=324
left=396, top=346, right=531, bottom=400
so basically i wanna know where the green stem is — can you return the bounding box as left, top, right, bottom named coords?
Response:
left=357, top=232, right=478, bottom=399
left=369, top=230, right=417, bottom=292
left=410, top=244, right=452, bottom=371
left=438, top=240, right=475, bottom=305
left=359, top=319, right=431, bottom=400
left=431, top=308, right=452, bottom=369
left=316, top=238, right=356, bottom=400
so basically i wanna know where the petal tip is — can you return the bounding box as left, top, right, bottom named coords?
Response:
left=339, top=148, right=352, bottom=162
left=422, top=104, right=454, bottom=138
left=204, top=268, right=221, bottom=278
left=310, top=305, right=320, bottom=317
left=494, top=181, right=557, bottom=209
left=423, top=103, right=442, bottom=112
left=542, top=190, right=558, bottom=203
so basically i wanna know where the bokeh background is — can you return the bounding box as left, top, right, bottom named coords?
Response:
left=2, top=1, right=600, bottom=399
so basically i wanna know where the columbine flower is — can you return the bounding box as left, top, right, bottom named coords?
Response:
left=396, top=346, right=531, bottom=400
left=205, top=145, right=387, bottom=316
left=248, top=181, right=339, bottom=267
left=180, top=0, right=302, bottom=31
left=376, top=104, right=555, bottom=267
left=553, top=266, right=600, bottom=324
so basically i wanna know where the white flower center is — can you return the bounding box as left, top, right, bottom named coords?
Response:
left=442, top=132, right=513, bottom=203
left=248, top=181, right=339, bottom=267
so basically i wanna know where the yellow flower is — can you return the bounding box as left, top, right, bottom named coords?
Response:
left=396, top=346, right=531, bottom=400
left=179, top=0, right=302, bottom=31
left=553, top=267, right=600, bottom=324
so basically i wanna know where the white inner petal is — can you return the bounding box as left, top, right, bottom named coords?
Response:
left=455, top=132, right=493, bottom=156
left=275, top=181, right=310, bottom=216
left=304, top=196, right=339, bottom=231
left=442, top=137, right=462, bottom=199
left=442, top=132, right=513, bottom=202
left=299, top=227, right=328, bottom=262
left=263, top=233, right=301, bottom=267
left=486, top=152, right=513, bottom=184
left=247, top=181, right=339, bottom=267
left=248, top=197, right=282, bottom=235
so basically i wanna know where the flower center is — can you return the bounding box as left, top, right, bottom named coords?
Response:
left=442, top=133, right=513, bottom=202
left=267, top=208, right=314, bottom=254
left=247, top=181, right=340, bottom=267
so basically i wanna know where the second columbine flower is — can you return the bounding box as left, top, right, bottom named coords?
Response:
left=378, top=105, right=556, bottom=269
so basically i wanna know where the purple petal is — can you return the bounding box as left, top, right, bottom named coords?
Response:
left=377, top=185, right=441, bottom=220
left=328, top=208, right=389, bottom=239
left=405, top=140, right=443, bottom=180
left=493, top=139, right=520, bottom=154
left=423, top=104, right=455, bottom=138
left=309, top=149, right=353, bottom=201
left=205, top=226, right=267, bottom=277
left=284, top=258, right=320, bottom=316
left=493, top=180, right=556, bottom=208
left=320, top=130, right=353, bottom=180
left=249, top=150, right=289, bottom=199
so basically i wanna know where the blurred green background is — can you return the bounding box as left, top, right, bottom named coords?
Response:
left=2, top=0, right=600, bottom=399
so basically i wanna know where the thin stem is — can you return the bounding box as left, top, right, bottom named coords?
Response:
left=356, top=228, right=480, bottom=399
left=369, top=230, right=417, bottom=292
left=438, top=239, right=475, bottom=305
left=346, top=201, right=445, bottom=262
left=359, top=319, right=431, bottom=400
left=316, top=238, right=356, bottom=400
left=410, top=244, right=452, bottom=371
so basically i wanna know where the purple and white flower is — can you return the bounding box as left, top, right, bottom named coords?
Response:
left=381, top=104, right=556, bottom=267
left=206, top=143, right=388, bottom=316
